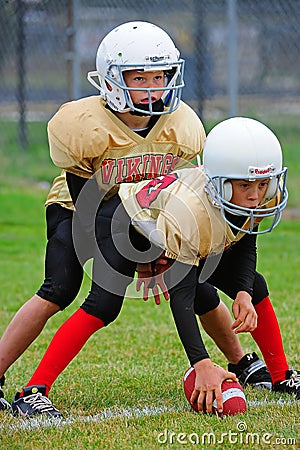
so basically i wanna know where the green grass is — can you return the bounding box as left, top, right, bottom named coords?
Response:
left=0, top=180, right=299, bottom=448
left=0, top=121, right=58, bottom=186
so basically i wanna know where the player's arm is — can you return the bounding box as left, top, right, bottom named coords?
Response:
left=169, top=265, right=209, bottom=363
left=168, top=263, right=236, bottom=413
left=66, top=172, right=88, bottom=203
left=228, top=230, right=258, bottom=333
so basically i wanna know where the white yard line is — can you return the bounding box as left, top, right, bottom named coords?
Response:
left=0, top=398, right=296, bottom=433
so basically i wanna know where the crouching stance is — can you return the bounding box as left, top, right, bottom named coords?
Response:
left=12, top=118, right=299, bottom=418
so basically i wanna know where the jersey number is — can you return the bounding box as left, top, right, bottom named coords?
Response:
left=136, top=173, right=178, bottom=208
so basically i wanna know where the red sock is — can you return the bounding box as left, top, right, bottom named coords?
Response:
left=25, top=308, right=104, bottom=395
left=251, top=297, right=288, bottom=384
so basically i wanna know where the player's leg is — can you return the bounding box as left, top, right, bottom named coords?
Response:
left=250, top=273, right=299, bottom=397
left=0, top=204, right=87, bottom=410
left=12, top=196, right=146, bottom=417
left=207, top=262, right=299, bottom=398
left=0, top=295, right=60, bottom=381
left=194, top=281, right=272, bottom=389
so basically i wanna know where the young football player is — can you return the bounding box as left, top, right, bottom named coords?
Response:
left=0, top=21, right=267, bottom=412
left=0, top=20, right=194, bottom=409
left=11, top=117, right=299, bottom=418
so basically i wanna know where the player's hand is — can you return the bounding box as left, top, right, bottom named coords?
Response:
left=136, top=262, right=169, bottom=305
left=231, top=291, right=257, bottom=333
left=151, top=256, right=171, bottom=303
left=154, top=255, right=170, bottom=270
left=190, top=359, right=237, bottom=414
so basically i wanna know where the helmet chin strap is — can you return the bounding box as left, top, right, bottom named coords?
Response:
left=129, top=99, right=165, bottom=116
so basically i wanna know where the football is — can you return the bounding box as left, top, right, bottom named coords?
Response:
left=183, top=366, right=247, bottom=416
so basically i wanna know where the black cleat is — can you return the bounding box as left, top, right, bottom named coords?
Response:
left=12, top=385, right=63, bottom=418
left=228, top=352, right=272, bottom=390
left=0, top=375, right=11, bottom=411
left=272, top=370, right=300, bottom=399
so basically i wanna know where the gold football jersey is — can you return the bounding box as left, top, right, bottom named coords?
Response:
left=48, top=96, right=205, bottom=182
left=119, top=167, right=274, bottom=266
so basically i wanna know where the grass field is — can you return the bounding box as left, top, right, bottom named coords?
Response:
left=0, top=121, right=299, bottom=449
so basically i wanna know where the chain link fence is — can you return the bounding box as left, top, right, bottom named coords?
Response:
left=1, top=0, right=300, bottom=152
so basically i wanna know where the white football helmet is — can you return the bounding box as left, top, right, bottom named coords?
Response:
left=203, top=117, right=288, bottom=234
left=87, top=21, right=185, bottom=115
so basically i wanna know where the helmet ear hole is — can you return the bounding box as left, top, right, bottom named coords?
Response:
left=265, top=178, right=278, bottom=200
left=223, top=181, right=232, bottom=201
left=105, top=80, right=113, bottom=91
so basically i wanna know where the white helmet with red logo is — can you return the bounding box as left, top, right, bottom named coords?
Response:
left=203, top=117, right=288, bottom=234
left=87, top=21, right=184, bottom=115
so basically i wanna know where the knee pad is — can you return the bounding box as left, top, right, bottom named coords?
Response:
left=36, top=282, right=80, bottom=310
left=194, top=282, right=221, bottom=316
left=252, top=272, right=269, bottom=305
left=81, top=293, right=123, bottom=325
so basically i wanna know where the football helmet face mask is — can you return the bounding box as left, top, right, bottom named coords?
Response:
left=203, top=117, right=288, bottom=234
left=87, top=21, right=185, bottom=115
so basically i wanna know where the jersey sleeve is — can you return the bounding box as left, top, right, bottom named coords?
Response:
left=175, top=104, right=206, bottom=166
left=47, top=98, right=110, bottom=178
left=47, top=103, right=97, bottom=178
left=181, top=113, right=206, bottom=163
left=48, top=123, right=87, bottom=173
